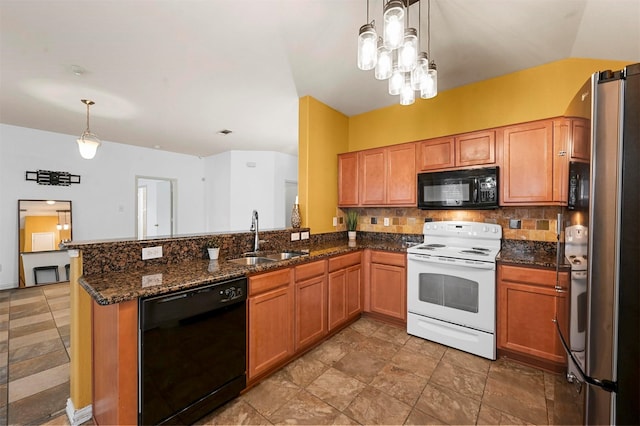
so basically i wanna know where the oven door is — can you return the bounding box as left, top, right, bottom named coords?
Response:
left=407, top=253, right=496, bottom=333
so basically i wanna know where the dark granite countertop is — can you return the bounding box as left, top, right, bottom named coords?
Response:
left=497, top=240, right=571, bottom=270
left=79, top=240, right=409, bottom=305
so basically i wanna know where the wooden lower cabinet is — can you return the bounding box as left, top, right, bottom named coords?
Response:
left=92, top=299, right=138, bottom=426
left=368, top=250, right=406, bottom=323
left=248, top=269, right=294, bottom=381
left=294, top=260, right=328, bottom=351
left=328, top=252, right=362, bottom=332
left=497, top=264, right=569, bottom=372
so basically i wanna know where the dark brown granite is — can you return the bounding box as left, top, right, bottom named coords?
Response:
left=77, top=232, right=413, bottom=306
left=498, top=239, right=570, bottom=270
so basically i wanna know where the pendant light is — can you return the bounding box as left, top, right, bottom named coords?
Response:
left=375, top=38, right=393, bottom=80
left=357, top=0, right=377, bottom=70
left=388, top=65, right=403, bottom=95
left=56, top=211, right=62, bottom=230
left=400, top=74, right=415, bottom=105
left=420, top=0, right=438, bottom=99
left=383, top=0, right=404, bottom=50
left=76, top=99, right=101, bottom=160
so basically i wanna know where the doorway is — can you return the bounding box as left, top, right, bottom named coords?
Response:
left=136, top=177, right=176, bottom=239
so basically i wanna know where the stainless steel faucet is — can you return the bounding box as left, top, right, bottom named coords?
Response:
left=250, top=210, right=259, bottom=252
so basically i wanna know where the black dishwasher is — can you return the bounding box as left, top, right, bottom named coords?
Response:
left=139, top=277, right=247, bottom=425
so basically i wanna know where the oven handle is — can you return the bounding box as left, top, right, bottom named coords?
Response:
left=407, top=253, right=495, bottom=270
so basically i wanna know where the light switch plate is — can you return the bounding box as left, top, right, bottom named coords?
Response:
left=291, top=232, right=300, bottom=241
left=301, top=231, right=310, bottom=240
left=332, top=217, right=338, bottom=226
left=383, top=217, right=390, bottom=226
left=142, top=246, right=163, bottom=260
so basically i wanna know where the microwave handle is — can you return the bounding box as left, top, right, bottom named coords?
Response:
left=473, top=178, right=479, bottom=203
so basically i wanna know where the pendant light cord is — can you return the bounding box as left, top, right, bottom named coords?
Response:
left=427, top=0, right=431, bottom=57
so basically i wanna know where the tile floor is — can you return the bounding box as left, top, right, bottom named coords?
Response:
left=201, top=317, right=584, bottom=425
left=0, top=283, right=584, bottom=425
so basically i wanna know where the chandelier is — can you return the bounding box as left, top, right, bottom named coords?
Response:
left=357, top=0, right=437, bottom=106
left=76, top=99, right=101, bottom=159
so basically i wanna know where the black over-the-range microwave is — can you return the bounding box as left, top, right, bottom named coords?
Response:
left=417, top=167, right=499, bottom=209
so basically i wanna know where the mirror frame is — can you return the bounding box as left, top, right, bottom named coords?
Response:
left=18, top=199, right=73, bottom=287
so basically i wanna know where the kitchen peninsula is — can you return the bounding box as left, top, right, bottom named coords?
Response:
left=66, top=228, right=416, bottom=425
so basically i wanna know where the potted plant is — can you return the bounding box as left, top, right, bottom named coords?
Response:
left=346, top=210, right=358, bottom=240
left=206, top=236, right=221, bottom=260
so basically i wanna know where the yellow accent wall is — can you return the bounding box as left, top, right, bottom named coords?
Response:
left=22, top=216, right=61, bottom=251
left=302, top=58, right=633, bottom=232
left=348, top=58, right=632, bottom=151
left=299, top=96, right=349, bottom=234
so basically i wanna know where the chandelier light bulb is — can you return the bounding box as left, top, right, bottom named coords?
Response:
left=388, top=65, right=403, bottom=95
left=383, top=0, right=404, bottom=50
left=421, top=60, right=438, bottom=99
left=411, top=52, right=429, bottom=90
left=400, top=74, right=415, bottom=105
left=375, top=38, right=392, bottom=80
left=357, top=23, right=378, bottom=70
left=398, top=28, right=418, bottom=72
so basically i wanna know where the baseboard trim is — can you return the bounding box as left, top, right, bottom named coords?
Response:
left=66, top=398, right=92, bottom=426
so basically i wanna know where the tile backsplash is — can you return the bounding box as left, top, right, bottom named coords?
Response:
left=338, top=206, right=568, bottom=242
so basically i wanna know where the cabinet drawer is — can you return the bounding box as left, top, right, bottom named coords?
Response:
left=370, top=250, right=405, bottom=267
left=249, top=268, right=291, bottom=296
left=500, top=264, right=568, bottom=287
left=295, top=260, right=326, bottom=281
left=328, top=252, right=361, bottom=273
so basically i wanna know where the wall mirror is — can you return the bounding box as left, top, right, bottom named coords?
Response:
left=18, top=199, right=72, bottom=287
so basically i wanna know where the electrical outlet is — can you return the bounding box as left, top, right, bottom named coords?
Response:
left=301, top=231, right=310, bottom=240
left=383, top=217, right=390, bottom=226
left=142, top=273, right=163, bottom=287
left=291, top=232, right=300, bottom=241
left=142, top=246, right=163, bottom=260
left=332, top=217, right=338, bottom=226
left=509, top=219, right=522, bottom=229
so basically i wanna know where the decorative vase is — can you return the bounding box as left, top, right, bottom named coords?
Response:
left=348, top=231, right=357, bottom=240
left=207, top=247, right=220, bottom=260
left=291, top=203, right=301, bottom=228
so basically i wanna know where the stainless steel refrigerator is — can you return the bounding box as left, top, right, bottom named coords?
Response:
left=582, top=64, right=639, bottom=425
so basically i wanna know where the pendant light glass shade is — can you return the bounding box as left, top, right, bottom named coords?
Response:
left=388, top=66, right=403, bottom=95
left=383, top=0, right=404, bottom=50
left=357, top=23, right=377, bottom=70
left=420, top=60, right=438, bottom=99
left=375, top=38, right=392, bottom=80
left=76, top=99, right=101, bottom=159
left=411, top=52, right=429, bottom=90
left=398, top=28, right=418, bottom=72
left=400, top=74, right=415, bottom=105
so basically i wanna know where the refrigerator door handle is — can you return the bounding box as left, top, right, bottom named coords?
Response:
left=553, top=317, right=618, bottom=393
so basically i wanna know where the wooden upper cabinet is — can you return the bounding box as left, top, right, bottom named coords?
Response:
left=417, top=137, right=455, bottom=171
left=338, top=152, right=359, bottom=206
left=386, top=143, right=416, bottom=205
left=501, top=119, right=555, bottom=204
left=570, top=118, right=590, bottom=161
left=456, top=130, right=496, bottom=167
left=359, top=148, right=386, bottom=205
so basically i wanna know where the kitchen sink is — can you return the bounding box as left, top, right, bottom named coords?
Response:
left=227, top=256, right=277, bottom=266
left=264, top=251, right=308, bottom=260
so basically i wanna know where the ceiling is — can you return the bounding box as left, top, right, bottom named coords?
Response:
left=1, top=0, right=638, bottom=158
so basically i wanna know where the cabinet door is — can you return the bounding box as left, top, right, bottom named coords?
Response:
left=498, top=281, right=566, bottom=364
left=416, top=137, right=455, bottom=171
left=338, top=152, right=359, bottom=206
left=501, top=120, right=554, bottom=204
left=370, top=262, right=406, bottom=321
left=359, top=149, right=386, bottom=205
left=345, top=265, right=362, bottom=319
left=456, top=130, right=496, bottom=167
left=295, top=274, right=327, bottom=351
left=327, top=269, right=347, bottom=331
left=248, top=285, right=294, bottom=380
left=570, top=118, right=590, bottom=161
left=386, top=143, right=416, bottom=205
left=553, top=119, right=570, bottom=203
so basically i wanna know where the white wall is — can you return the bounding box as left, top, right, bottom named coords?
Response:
left=205, top=151, right=298, bottom=232
left=0, top=124, right=206, bottom=288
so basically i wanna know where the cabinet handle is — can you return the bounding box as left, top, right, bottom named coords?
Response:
left=555, top=285, right=567, bottom=293
left=558, top=151, right=567, bottom=156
